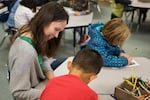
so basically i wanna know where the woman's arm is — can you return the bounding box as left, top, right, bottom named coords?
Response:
left=43, top=56, right=55, bottom=79
left=9, top=52, right=44, bottom=99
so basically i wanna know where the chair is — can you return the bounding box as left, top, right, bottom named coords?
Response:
left=0, top=27, right=18, bottom=47
left=0, top=2, right=18, bottom=48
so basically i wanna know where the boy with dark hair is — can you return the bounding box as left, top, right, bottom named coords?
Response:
left=40, top=48, right=103, bottom=100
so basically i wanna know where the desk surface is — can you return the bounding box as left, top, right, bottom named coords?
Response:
left=54, top=57, right=150, bottom=95
left=64, top=7, right=93, bottom=28
left=66, top=12, right=93, bottom=28
left=131, top=0, right=150, bottom=8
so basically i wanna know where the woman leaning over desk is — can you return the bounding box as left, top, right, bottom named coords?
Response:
left=8, top=2, right=69, bottom=100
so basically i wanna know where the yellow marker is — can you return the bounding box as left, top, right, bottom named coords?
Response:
left=133, top=77, right=138, bottom=90
left=125, top=79, right=134, bottom=86
left=131, top=67, right=134, bottom=83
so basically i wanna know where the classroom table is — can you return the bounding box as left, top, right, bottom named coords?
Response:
left=131, top=0, right=150, bottom=8
left=54, top=56, right=150, bottom=99
left=129, top=0, right=150, bottom=31
left=64, top=7, right=93, bottom=53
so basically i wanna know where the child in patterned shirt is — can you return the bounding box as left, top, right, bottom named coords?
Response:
left=86, top=18, right=132, bottom=68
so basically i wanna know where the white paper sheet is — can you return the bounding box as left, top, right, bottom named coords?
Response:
left=127, top=59, right=140, bottom=67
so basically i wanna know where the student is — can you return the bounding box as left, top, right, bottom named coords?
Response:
left=86, top=18, right=132, bottom=68
left=8, top=2, right=69, bottom=100
left=14, top=0, right=38, bottom=29
left=111, top=0, right=131, bottom=19
left=40, top=48, right=103, bottom=100
left=6, top=0, right=51, bottom=31
left=5, top=0, right=20, bottom=34
left=0, top=0, right=16, bottom=22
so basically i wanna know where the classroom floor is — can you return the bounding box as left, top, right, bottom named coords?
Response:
left=0, top=5, right=150, bottom=100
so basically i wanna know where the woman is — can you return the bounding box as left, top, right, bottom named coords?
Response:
left=8, top=2, right=69, bottom=100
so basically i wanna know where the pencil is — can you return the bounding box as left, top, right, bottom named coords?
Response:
left=131, top=67, right=134, bottom=83
left=129, top=48, right=137, bottom=83
left=129, top=48, right=138, bottom=56
left=133, top=77, right=138, bottom=90
left=124, top=79, right=134, bottom=86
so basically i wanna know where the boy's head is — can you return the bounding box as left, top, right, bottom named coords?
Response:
left=67, top=48, right=103, bottom=84
left=102, top=18, right=131, bottom=47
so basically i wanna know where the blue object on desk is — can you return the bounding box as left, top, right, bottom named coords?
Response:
left=51, top=58, right=67, bottom=70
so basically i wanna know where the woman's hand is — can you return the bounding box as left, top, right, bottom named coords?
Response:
left=120, top=53, right=133, bottom=65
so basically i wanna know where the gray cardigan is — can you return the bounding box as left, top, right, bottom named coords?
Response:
left=8, top=38, right=52, bottom=100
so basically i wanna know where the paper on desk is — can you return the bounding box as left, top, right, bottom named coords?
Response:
left=127, top=59, right=139, bottom=67
left=111, top=67, right=120, bottom=70
left=111, top=59, right=139, bottom=69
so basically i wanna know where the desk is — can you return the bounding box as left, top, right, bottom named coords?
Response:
left=54, top=57, right=150, bottom=99
left=66, top=12, right=93, bottom=28
left=131, top=0, right=150, bottom=8
left=64, top=7, right=93, bottom=53
left=130, top=0, right=150, bottom=31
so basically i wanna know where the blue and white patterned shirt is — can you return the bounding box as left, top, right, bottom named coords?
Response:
left=86, top=23, right=128, bottom=68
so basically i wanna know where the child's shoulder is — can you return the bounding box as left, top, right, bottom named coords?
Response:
left=89, top=22, right=104, bottom=31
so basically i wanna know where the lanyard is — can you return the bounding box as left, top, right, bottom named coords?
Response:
left=19, top=36, right=44, bottom=71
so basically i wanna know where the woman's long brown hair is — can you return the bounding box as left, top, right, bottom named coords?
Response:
left=17, top=2, right=69, bottom=57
